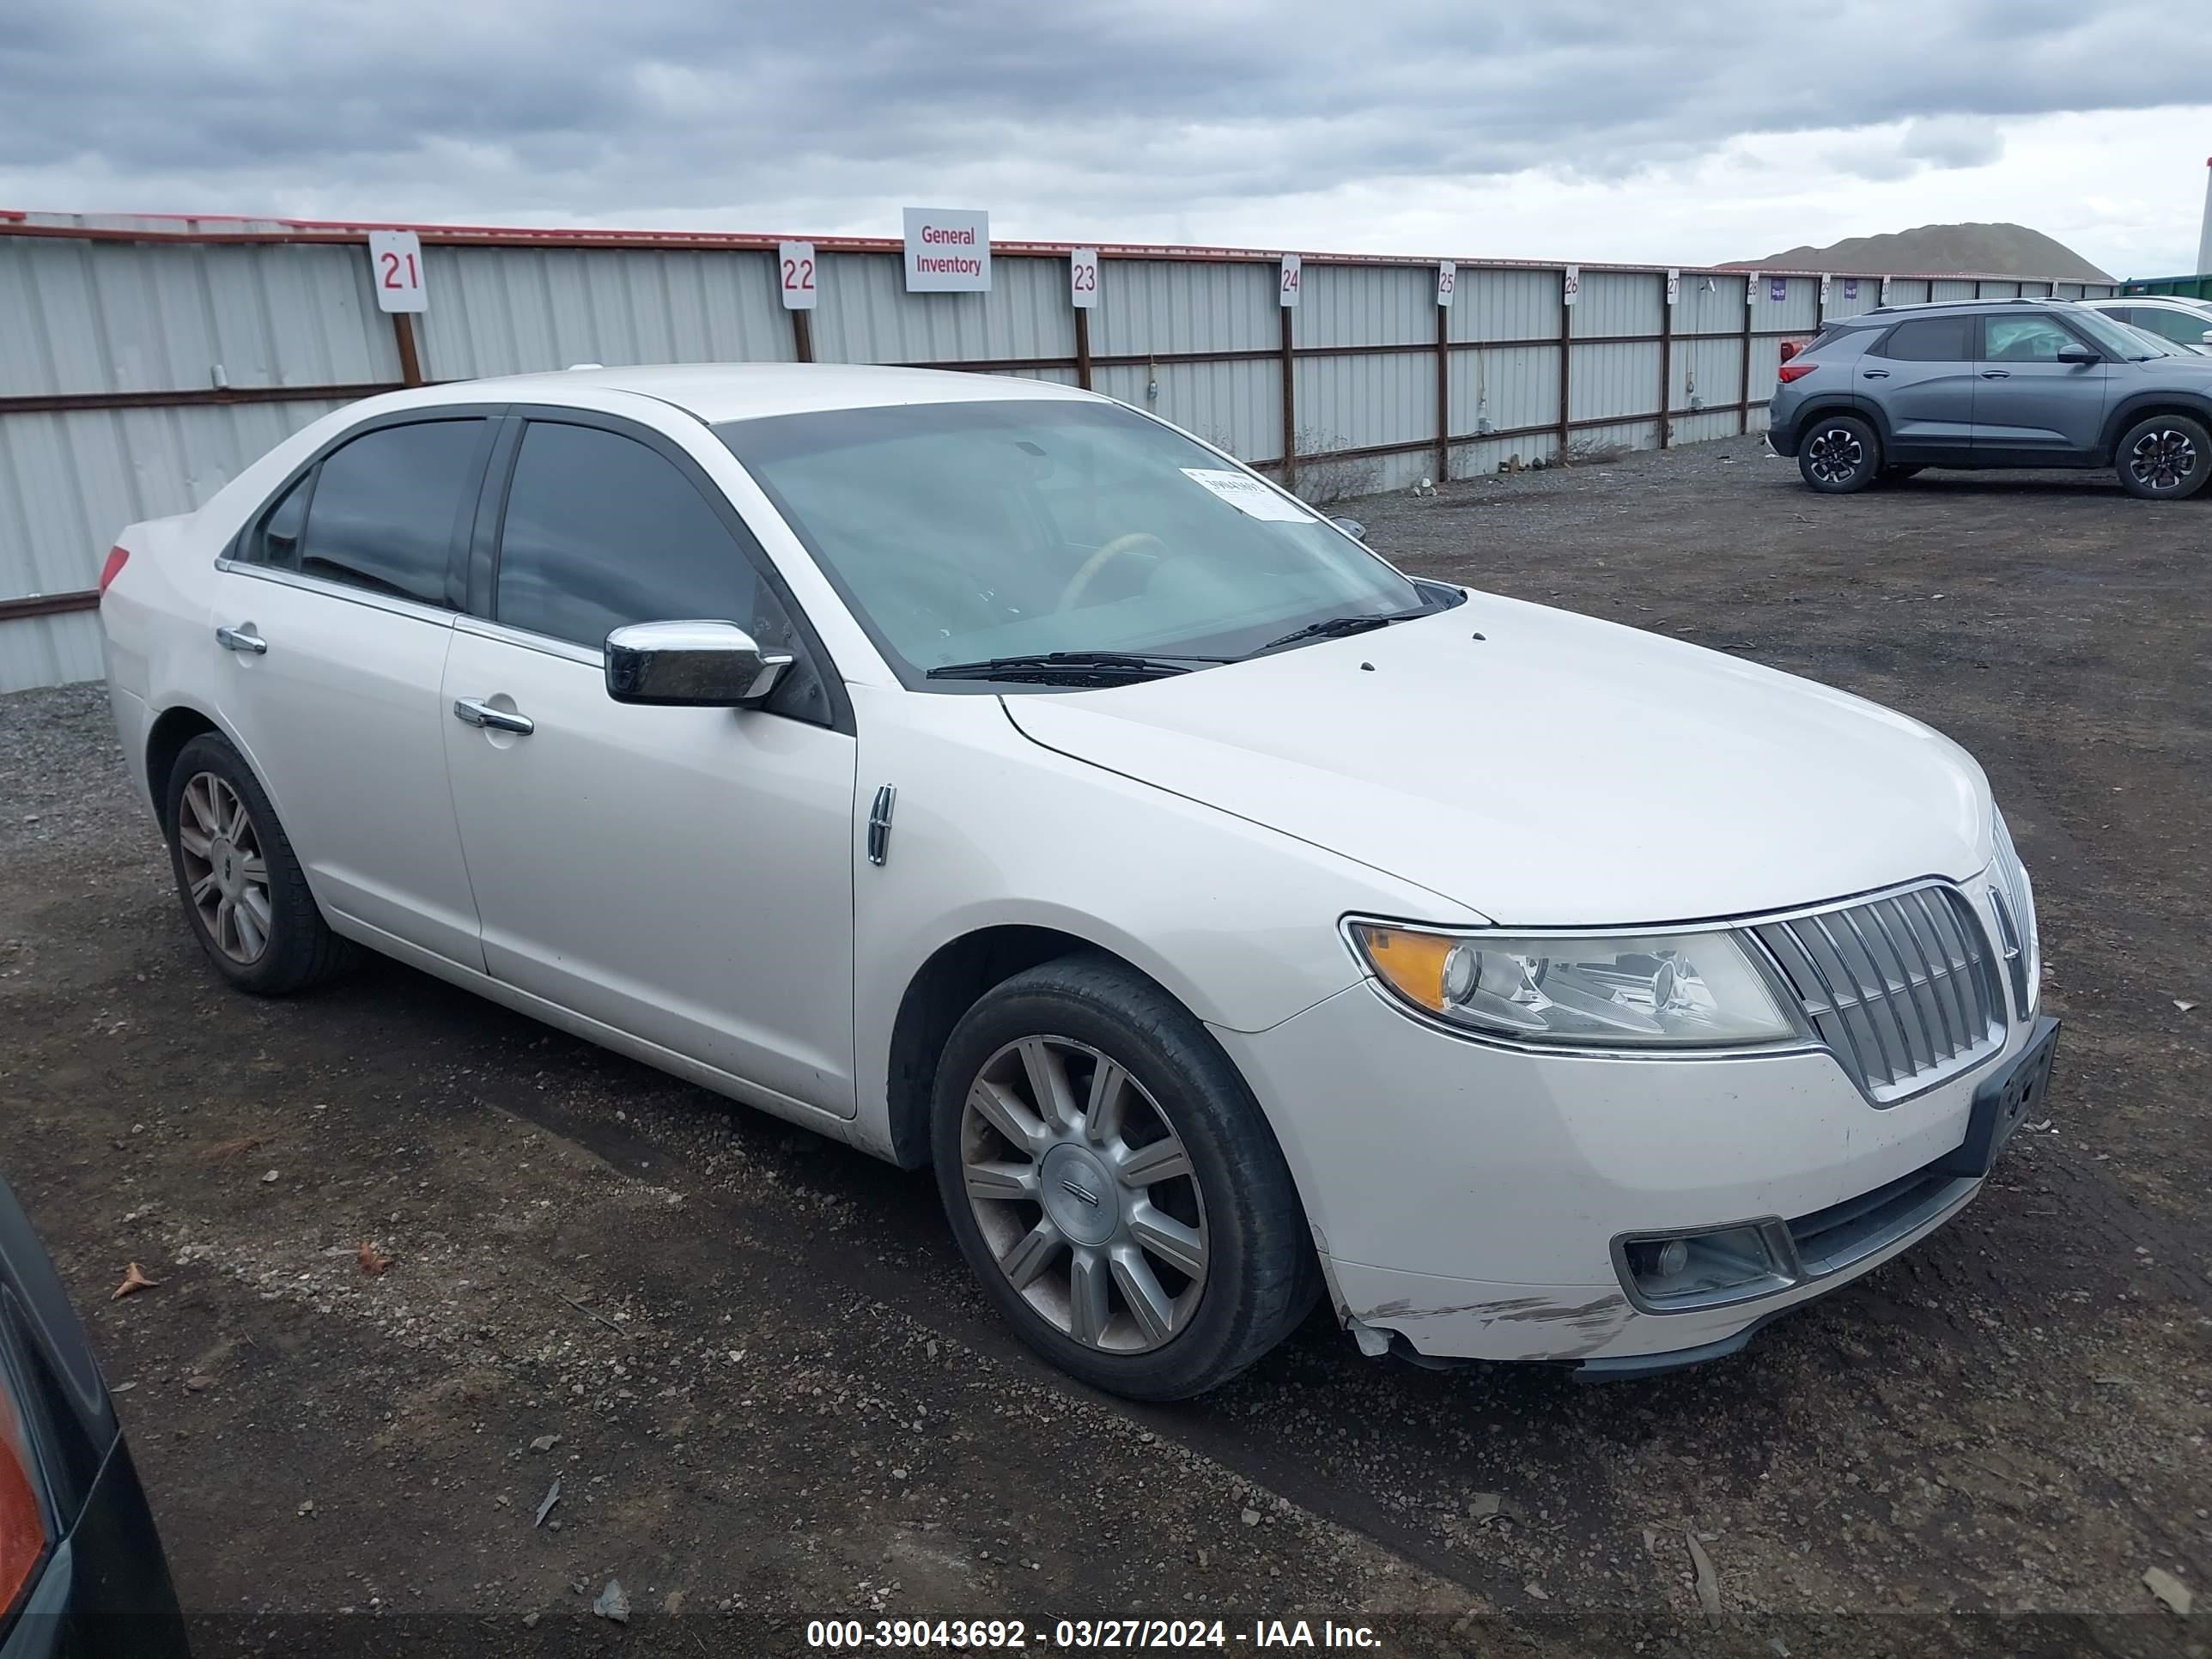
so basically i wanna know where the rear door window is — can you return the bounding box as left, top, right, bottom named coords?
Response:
left=1869, top=317, right=1974, bottom=362
left=244, top=472, right=312, bottom=571
left=2134, top=307, right=2212, bottom=347
left=297, top=419, right=490, bottom=607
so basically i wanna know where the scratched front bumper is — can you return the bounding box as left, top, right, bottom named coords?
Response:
left=1210, top=976, right=2040, bottom=1364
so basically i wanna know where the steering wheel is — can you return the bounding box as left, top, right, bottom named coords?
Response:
left=1056, top=532, right=1165, bottom=613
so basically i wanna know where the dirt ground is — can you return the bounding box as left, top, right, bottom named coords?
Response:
left=2, top=438, right=2206, bottom=1657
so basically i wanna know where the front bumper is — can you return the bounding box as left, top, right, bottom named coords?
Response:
left=1212, top=964, right=2051, bottom=1370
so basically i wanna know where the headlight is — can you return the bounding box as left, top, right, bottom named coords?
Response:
left=1349, top=922, right=1804, bottom=1048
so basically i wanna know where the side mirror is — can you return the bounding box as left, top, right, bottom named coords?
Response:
left=2201, top=330, right=2212, bottom=347
left=2055, top=342, right=2100, bottom=366
left=1330, top=516, right=1369, bottom=543
left=605, top=620, right=792, bottom=708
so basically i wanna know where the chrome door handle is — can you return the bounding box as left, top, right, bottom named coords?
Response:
left=1860, top=369, right=1888, bottom=379
left=1980, top=369, right=2011, bottom=379
left=453, top=698, right=534, bottom=735
left=216, top=623, right=266, bottom=654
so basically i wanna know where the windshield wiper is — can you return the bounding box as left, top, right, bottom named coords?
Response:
left=1254, top=606, right=1433, bottom=655
left=925, top=650, right=1232, bottom=683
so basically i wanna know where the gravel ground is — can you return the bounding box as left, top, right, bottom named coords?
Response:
left=1, top=437, right=2207, bottom=1657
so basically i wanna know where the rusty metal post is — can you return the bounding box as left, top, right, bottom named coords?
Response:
left=1738, top=276, right=1754, bottom=435
left=1279, top=304, right=1297, bottom=495
left=1435, top=301, right=1450, bottom=483
left=792, top=309, right=814, bottom=363
left=1657, top=270, right=1673, bottom=450
left=1556, top=268, right=1573, bottom=464
left=392, top=313, right=423, bottom=386
left=1073, top=307, right=1092, bottom=391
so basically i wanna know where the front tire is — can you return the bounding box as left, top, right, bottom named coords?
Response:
left=164, top=733, right=357, bottom=994
left=931, top=955, right=1318, bottom=1400
left=1798, top=416, right=1880, bottom=493
left=2114, top=414, right=2209, bottom=500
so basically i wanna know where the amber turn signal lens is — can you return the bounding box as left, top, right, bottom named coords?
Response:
left=1352, top=925, right=1456, bottom=1012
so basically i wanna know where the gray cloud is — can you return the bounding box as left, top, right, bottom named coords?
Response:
left=0, top=0, right=2203, bottom=233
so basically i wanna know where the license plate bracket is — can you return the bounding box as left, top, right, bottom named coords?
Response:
left=1933, top=1015, right=2059, bottom=1180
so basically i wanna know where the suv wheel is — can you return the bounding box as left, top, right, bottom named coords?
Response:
left=2115, top=414, right=2209, bottom=501
left=1799, top=416, right=1879, bottom=493
left=931, top=955, right=1318, bottom=1400
left=164, top=733, right=358, bottom=994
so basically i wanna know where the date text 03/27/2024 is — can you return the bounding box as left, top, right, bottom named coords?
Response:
left=805, top=1618, right=1383, bottom=1650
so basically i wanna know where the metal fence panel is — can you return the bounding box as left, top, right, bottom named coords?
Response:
left=1451, top=268, right=1559, bottom=343
left=810, top=252, right=1073, bottom=366
left=0, top=611, right=101, bottom=694
left=1824, top=279, right=1881, bottom=320
left=1293, top=352, right=1430, bottom=454
left=419, top=246, right=794, bottom=377
left=1449, top=343, right=1561, bottom=438
left=1674, top=272, right=1749, bottom=337
left=1091, top=259, right=1274, bottom=357
left=1672, top=337, right=1743, bottom=416
left=1929, top=278, right=1978, bottom=302
left=1296, top=263, right=1432, bottom=349
left=1574, top=270, right=1663, bottom=339
left=1092, top=360, right=1281, bottom=461
left=1568, top=341, right=1662, bottom=422
left=0, top=237, right=394, bottom=397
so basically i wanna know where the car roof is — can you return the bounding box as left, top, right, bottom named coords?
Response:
left=2086, top=294, right=2210, bottom=309
left=405, top=361, right=1097, bottom=424
left=1839, top=297, right=2081, bottom=325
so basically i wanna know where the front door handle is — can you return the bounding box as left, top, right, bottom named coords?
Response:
left=453, top=698, right=535, bottom=736
left=1980, top=369, right=2011, bottom=379
left=1860, top=369, right=1889, bottom=379
left=216, top=623, right=267, bottom=654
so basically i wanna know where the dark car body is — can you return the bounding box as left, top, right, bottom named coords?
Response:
left=1768, top=298, right=2212, bottom=472
left=0, top=1179, right=188, bottom=1657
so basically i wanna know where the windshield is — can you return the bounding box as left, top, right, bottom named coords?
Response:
left=2070, top=308, right=2175, bottom=360
left=717, top=400, right=1431, bottom=682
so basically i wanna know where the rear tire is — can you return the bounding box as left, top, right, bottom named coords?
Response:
left=1798, top=416, right=1880, bottom=493
left=2114, top=414, right=2209, bottom=500
left=164, top=733, right=358, bottom=995
left=931, top=954, right=1318, bottom=1400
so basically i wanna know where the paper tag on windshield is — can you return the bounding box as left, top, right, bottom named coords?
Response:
left=1181, top=468, right=1313, bottom=522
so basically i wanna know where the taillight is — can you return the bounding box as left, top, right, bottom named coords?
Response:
left=97, top=545, right=130, bottom=596
left=0, top=1378, right=48, bottom=1617
left=1777, top=361, right=1818, bottom=383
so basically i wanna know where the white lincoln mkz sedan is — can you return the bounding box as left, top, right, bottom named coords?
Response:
left=98, top=363, right=2057, bottom=1398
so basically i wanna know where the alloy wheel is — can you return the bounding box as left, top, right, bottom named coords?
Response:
left=176, top=772, right=273, bottom=964
left=958, top=1036, right=1209, bottom=1353
left=1805, top=426, right=1864, bottom=485
left=2128, top=427, right=2199, bottom=492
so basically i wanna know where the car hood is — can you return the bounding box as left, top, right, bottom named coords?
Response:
left=1002, top=592, right=1993, bottom=926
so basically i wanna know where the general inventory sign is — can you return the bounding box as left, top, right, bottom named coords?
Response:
left=903, top=208, right=991, bottom=292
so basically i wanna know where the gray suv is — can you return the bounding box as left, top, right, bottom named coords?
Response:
left=1767, top=299, right=2212, bottom=500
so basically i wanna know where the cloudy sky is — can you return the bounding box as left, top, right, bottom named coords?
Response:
left=3, top=0, right=2209, bottom=276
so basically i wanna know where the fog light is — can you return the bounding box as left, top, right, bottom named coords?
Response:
left=1619, top=1222, right=1795, bottom=1311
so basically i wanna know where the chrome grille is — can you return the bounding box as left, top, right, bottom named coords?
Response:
left=1752, top=886, right=2005, bottom=1103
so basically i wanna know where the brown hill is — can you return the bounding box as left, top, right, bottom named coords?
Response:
left=1733, top=222, right=2112, bottom=283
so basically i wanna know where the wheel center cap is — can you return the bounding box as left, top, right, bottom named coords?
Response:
left=210, top=836, right=238, bottom=893
left=1038, top=1143, right=1118, bottom=1248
